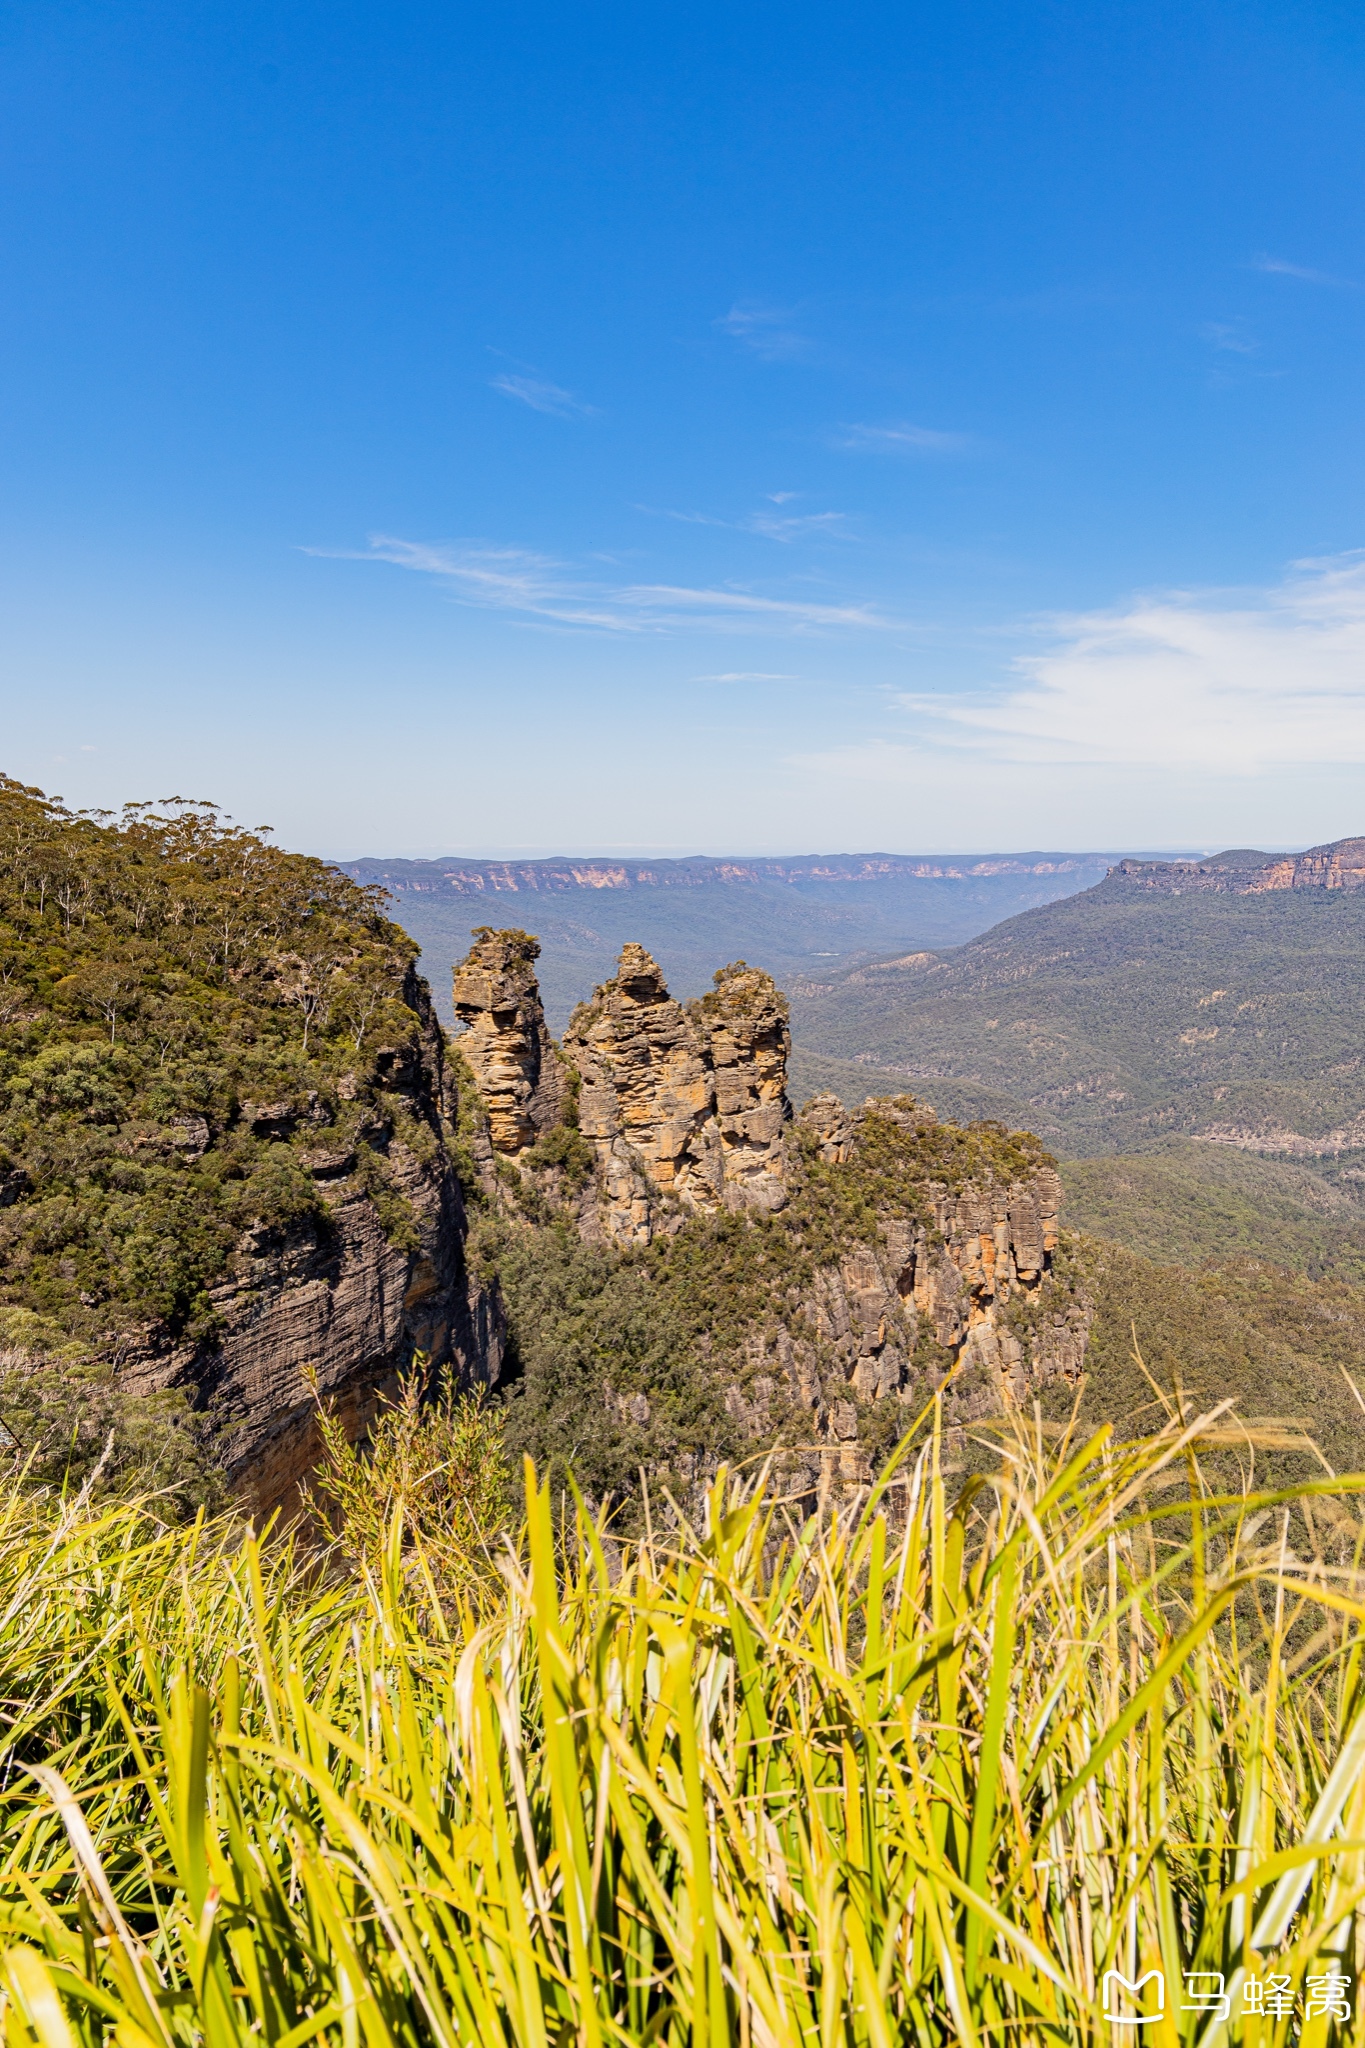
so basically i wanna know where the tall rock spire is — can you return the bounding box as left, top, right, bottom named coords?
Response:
left=699, top=961, right=792, bottom=1213
left=563, top=945, right=792, bottom=1243
left=451, top=928, right=566, bottom=1154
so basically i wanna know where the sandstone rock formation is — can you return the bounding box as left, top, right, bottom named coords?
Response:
left=699, top=962, right=792, bottom=1211
left=124, top=972, right=504, bottom=1516
left=563, top=946, right=792, bottom=1243
left=452, top=928, right=565, bottom=1153
left=1113, top=837, right=1365, bottom=894
left=565, top=943, right=721, bottom=1239
left=450, top=931, right=794, bottom=1243
left=446, top=930, right=1085, bottom=1490
left=733, top=1097, right=1074, bottom=1442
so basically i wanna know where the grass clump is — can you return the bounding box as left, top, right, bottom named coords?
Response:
left=306, top=1364, right=510, bottom=1605
left=0, top=1404, right=1364, bottom=2040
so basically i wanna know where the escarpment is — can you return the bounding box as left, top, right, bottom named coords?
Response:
left=1112, top=836, right=1365, bottom=894
left=0, top=777, right=508, bottom=1519
left=122, top=969, right=504, bottom=1515
left=452, top=931, right=1087, bottom=1481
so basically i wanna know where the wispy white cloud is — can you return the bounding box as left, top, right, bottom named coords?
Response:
left=693, top=671, right=799, bottom=682
left=1200, top=320, right=1258, bottom=356
left=835, top=420, right=974, bottom=455
left=747, top=508, right=847, bottom=542
left=890, top=552, right=1365, bottom=772
left=715, top=302, right=811, bottom=361
left=1252, top=252, right=1355, bottom=287
left=635, top=505, right=729, bottom=528
left=490, top=372, right=595, bottom=417
left=637, top=500, right=850, bottom=543
left=310, top=534, right=889, bottom=634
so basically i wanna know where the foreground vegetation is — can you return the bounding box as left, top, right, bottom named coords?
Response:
left=1, top=1399, right=1365, bottom=2043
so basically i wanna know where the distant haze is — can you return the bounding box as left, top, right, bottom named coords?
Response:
left=346, top=848, right=1128, bottom=1028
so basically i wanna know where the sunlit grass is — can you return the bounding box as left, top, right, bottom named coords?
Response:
left=0, top=1398, right=1364, bottom=2043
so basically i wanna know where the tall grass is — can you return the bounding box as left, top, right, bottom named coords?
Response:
left=0, top=1401, right=1364, bottom=2044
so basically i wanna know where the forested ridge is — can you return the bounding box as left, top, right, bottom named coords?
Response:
left=0, top=775, right=447, bottom=1494
left=790, top=875, right=1365, bottom=1153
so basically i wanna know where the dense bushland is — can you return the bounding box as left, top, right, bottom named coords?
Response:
left=790, top=877, right=1365, bottom=1155
left=0, top=776, right=448, bottom=1493
left=0, top=775, right=430, bottom=1342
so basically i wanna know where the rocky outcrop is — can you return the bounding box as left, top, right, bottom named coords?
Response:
left=1113, top=837, right=1365, bottom=894
left=727, top=1096, right=1079, bottom=1482
left=452, top=928, right=566, bottom=1153
left=700, top=962, right=792, bottom=1212
left=123, top=974, right=504, bottom=1516
left=445, top=931, right=1085, bottom=1489
left=450, top=932, right=794, bottom=1243
left=562, top=946, right=792, bottom=1243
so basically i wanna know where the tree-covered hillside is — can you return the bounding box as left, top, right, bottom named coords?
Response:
left=0, top=776, right=446, bottom=1486
left=1059, top=1137, right=1365, bottom=1282
left=789, top=872, right=1365, bottom=1155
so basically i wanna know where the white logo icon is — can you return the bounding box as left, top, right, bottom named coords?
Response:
left=1102, top=1970, right=1165, bottom=2025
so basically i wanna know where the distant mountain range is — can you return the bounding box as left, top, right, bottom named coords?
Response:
left=788, top=835, right=1365, bottom=1159
left=341, top=849, right=1125, bottom=1028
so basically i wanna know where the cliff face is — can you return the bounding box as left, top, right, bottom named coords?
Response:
left=1113, top=838, right=1365, bottom=894
left=728, top=1095, right=1081, bottom=1484
left=124, top=976, right=504, bottom=1516
left=346, top=852, right=1111, bottom=899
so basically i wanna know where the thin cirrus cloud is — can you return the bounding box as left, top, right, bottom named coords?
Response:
left=640, top=502, right=849, bottom=542
left=489, top=372, right=596, bottom=417
left=1251, top=252, right=1356, bottom=287
left=310, top=535, right=890, bottom=633
left=835, top=421, right=974, bottom=455
left=906, top=552, right=1365, bottom=772
left=715, top=302, right=811, bottom=361
left=693, top=671, right=800, bottom=683
left=1200, top=320, right=1258, bottom=356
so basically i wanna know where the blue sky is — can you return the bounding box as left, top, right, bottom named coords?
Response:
left=4, top=1, right=1365, bottom=856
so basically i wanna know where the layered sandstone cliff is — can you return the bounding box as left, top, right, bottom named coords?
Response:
left=124, top=972, right=504, bottom=1515
left=1113, top=837, right=1365, bottom=894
